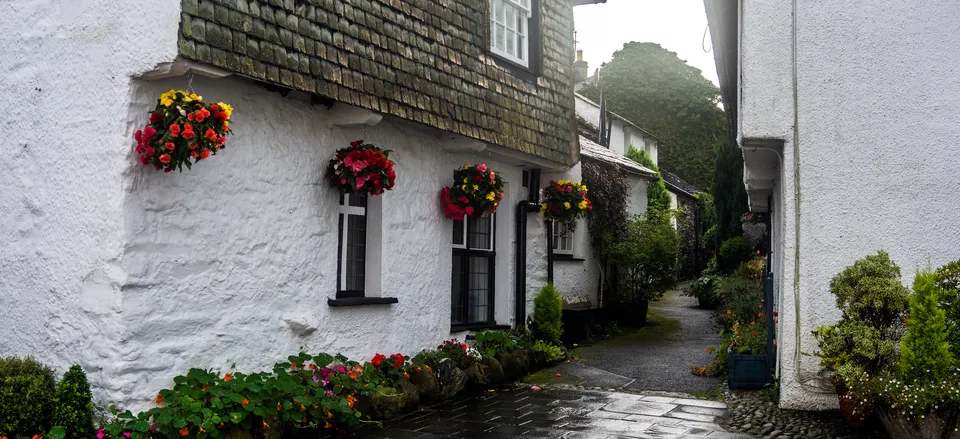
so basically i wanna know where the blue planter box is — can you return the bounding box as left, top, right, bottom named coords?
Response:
left=727, top=351, right=771, bottom=389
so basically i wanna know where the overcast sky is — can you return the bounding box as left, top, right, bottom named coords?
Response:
left=573, top=0, right=719, bottom=86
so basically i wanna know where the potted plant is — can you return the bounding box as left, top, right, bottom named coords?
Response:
left=726, top=318, right=770, bottom=389
left=811, top=251, right=910, bottom=427
left=605, top=212, right=679, bottom=327
left=134, top=89, right=233, bottom=172
left=440, top=164, right=504, bottom=220
left=540, top=179, right=591, bottom=229
left=326, top=140, right=396, bottom=195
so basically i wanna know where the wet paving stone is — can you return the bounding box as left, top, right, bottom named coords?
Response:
left=350, top=386, right=750, bottom=438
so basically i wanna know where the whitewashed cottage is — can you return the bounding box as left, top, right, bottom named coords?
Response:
left=705, top=0, right=960, bottom=410
left=0, top=0, right=605, bottom=411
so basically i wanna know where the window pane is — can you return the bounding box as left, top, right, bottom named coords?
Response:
left=468, top=214, right=492, bottom=250
left=505, top=6, right=515, bottom=31
left=451, top=256, right=464, bottom=324
left=452, top=219, right=465, bottom=246
left=497, top=0, right=505, bottom=23
left=348, top=193, right=368, bottom=208
left=345, top=214, right=366, bottom=291
left=517, top=35, right=525, bottom=60
left=495, top=24, right=505, bottom=50
left=506, top=31, right=515, bottom=56
left=467, top=256, right=491, bottom=323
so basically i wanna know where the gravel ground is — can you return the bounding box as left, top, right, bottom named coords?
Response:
left=719, top=389, right=887, bottom=439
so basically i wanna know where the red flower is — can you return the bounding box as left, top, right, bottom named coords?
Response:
left=143, top=126, right=157, bottom=140
left=165, top=142, right=176, bottom=151
left=215, top=111, right=228, bottom=121
left=464, top=206, right=475, bottom=216
left=191, top=151, right=199, bottom=159
left=218, top=135, right=226, bottom=145
left=211, top=104, right=219, bottom=111
left=371, top=354, right=385, bottom=366
left=159, top=154, right=171, bottom=164
left=189, top=142, right=199, bottom=150
left=460, top=343, right=467, bottom=351
left=195, top=108, right=211, bottom=122
left=187, top=113, right=195, bottom=121
left=204, top=128, right=217, bottom=141
left=459, top=196, right=469, bottom=204
left=150, top=112, right=162, bottom=124
left=201, top=149, right=211, bottom=159
left=145, top=146, right=156, bottom=156
left=169, top=124, right=181, bottom=137
left=134, top=130, right=142, bottom=142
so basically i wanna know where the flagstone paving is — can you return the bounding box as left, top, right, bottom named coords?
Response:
left=351, top=386, right=750, bottom=439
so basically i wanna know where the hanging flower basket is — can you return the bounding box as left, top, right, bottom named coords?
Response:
left=134, top=89, right=233, bottom=172
left=326, top=140, right=396, bottom=195
left=440, top=164, right=505, bottom=220
left=541, top=179, right=591, bottom=229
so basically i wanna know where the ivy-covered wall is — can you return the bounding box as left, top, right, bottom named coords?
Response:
left=178, top=0, right=579, bottom=166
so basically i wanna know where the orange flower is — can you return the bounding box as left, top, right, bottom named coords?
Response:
left=241, top=398, right=249, bottom=405
left=299, top=404, right=307, bottom=412
left=191, top=151, right=199, bottom=159
left=179, top=427, right=189, bottom=437
left=205, top=128, right=217, bottom=141
left=189, top=142, right=199, bottom=150
left=404, top=372, right=410, bottom=380
left=200, top=149, right=211, bottom=160
left=201, top=383, right=211, bottom=391
left=224, top=373, right=233, bottom=381
left=159, top=154, right=171, bottom=164
left=290, top=362, right=297, bottom=368
left=165, top=141, right=175, bottom=151
left=156, top=393, right=164, bottom=404
left=425, top=365, right=431, bottom=371
left=346, top=394, right=357, bottom=409
left=325, top=421, right=332, bottom=429
left=262, top=421, right=270, bottom=429
left=309, top=364, right=316, bottom=370
left=32, top=435, right=42, bottom=439
left=277, top=402, right=282, bottom=411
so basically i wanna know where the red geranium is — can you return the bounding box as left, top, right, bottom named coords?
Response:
left=326, top=140, right=396, bottom=195
left=371, top=353, right=385, bottom=366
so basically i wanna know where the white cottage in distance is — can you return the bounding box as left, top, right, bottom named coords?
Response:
left=0, top=0, right=605, bottom=411
left=705, top=0, right=960, bottom=410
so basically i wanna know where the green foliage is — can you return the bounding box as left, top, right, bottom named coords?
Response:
left=718, top=236, right=753, bottom=274
left=713, top=267, right=763, bottom=331
left=935, top=259, right=960, bottom=359
left=582, top=161, right=629, bottom=256
left=697, top=193, right=717, bottom=240
left=474, top=330, right=519, bottom=359
left=813, top=251, right=910, bottom=387
left=533, top=283, right=564, bottom=344
left=604, top=320, right=623, bottom=336
left=607, top=214, right=679, bottom=304
left=100, top=352, right=415, bottom=438
left=580, top=42, right=724, bottom=189
left=729, top=319, right=767, bottom=355
left=900, top=270, right=953, bottom=381
left=626, top=145, right=657, bottom=171
left=414, top=340, right=478, bottom=370
left=52, top=365, right=95, bottom=439
left=0, top=357, right=56, bottom=438
left=702, top=225, right=718, bottom=256
left=531, top=341, right=565, bottom=363
left=646, top=174, right=672, bottom=218
left=712, top=137, right=748, bottom=243
left=685, top=274, right=720, bottom=307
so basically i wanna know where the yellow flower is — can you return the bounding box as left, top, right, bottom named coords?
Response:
left=190, top=93, right=202, bottom=102
left=540, top=203, right=547, bottom=213
left=578, top=200, right=588, bottom=209
left=217, top=102, right=233, bottom=118
left=472, top=185, right=478, bottom=191
left=486, top=192, right=496, bottom=201
left=463, top=165, right=471, bottom=170
left=463, top=178, right=468, bottom=183
left=563, top=202, right=571, bottom=210
left=461, top=185, right=467, bottom=191
left=581, top=184, right=588, bottom=192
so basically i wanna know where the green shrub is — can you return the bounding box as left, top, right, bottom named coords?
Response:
left=935, top=259, right=960, bottom=359
left=713, top=273, right=762, bottom=331
left=533, top=283, right=564, bottom=343
left=0, top=357, right=57, bottom=438
left=685, top=274, right=720, bottom=307
left=718, top=236, right=753, bottom=274
left=702, top=224, right=718, bottom=255
left=52, top=365, right=95, bottom=439
left=900, top=270, right=953, bottom=381
left=607, top=214, right=679, bottom=305
left=813, top=251, right=910, bottom=387
left=474, top=330, right=518, bottom=359
left=626, top=145, right=657, bottom=171
left=531, top=341, right=565, bottom=363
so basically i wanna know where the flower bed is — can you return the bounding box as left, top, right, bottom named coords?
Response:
left=54, top=331, right=563, bottom=439
left=135, top=90, right=232, bottom=173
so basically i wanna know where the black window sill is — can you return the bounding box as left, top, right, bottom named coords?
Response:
left=553, top=254, right=586, bottom=262
left=450, top=323, right=511, bottom=334
left=328, top=297, right=399, bottom=307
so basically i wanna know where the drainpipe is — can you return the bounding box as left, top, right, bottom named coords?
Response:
left=514, top=169, right=541, bottom=327
left=546, top=221, right=555, bottom=284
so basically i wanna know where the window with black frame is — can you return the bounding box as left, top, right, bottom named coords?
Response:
left=337, top=193, right=367, bottom=298
left=451, top=213, right=496, bottom=327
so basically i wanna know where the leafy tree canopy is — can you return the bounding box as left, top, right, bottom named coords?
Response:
left=580, top=42, right=726, bottom=190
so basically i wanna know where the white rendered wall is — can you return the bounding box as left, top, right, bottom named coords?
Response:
left=0, top=0, right=182, bottom=412
left=608, top=120, right=627, bottom=156
left=575, top=94, right=601, bottom=128
left=739, top=0, right=960, bottom=410
left=546, top=163, right=601, bottom=307
left=627, top=175, right=649, bottom=217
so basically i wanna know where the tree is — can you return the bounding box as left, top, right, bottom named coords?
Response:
left=580, top=42, right=726, bottom=189
left=626, top=145, right=671, bottom=217
left=900, top=270, right=953, bottom=381
left=607, top=213, right=679, bottom=305
left=712, top=137, right=748, bottom=242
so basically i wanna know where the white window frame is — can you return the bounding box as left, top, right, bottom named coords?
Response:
left=552, top=220, right=574, bottom=255
left=338, top=193, right=367, bottom=295
left=490, top=0, right=532, bottom=67
left=452, top=213, right=495, bottom=251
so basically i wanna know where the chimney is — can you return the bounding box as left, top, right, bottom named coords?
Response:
left=573, top=49, right=588, bottom=82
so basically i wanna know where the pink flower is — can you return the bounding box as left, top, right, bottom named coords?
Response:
left=313, top=376, right=319, bottom=383
left=355, top=176, right=367, bottom=190
left=124, top=432, right=131, bottom=438
left=530, top=385, right=541, bottom=391
left=349, top=159, right=368, bottom=173
left=340, top=178, right=347, bottom=185
left=338, top=366, right=346, bottom=373
left=97, top=429, right=105, bottom=439
left=145, top=147, right=156, bottom=156
left=136, top=144, right=145, bottom=154
left=477, top=164, right=487, bottom=172
left=143, top=126, right=157, bottom=140
left=135, top=130, right=142, bottom=142
left=328, top=390, right=335, bottom=396
left=489, top=172, right=495, bottom=180
left=150, top=424, right=156, bottom=432
left=459, top=196, right=470, bottom=204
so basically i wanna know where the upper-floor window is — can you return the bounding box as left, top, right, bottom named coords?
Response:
left=552, top=221, right=573, bottom=255
left=490, top=0, right=532, bottom=67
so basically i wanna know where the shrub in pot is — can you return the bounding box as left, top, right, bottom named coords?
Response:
left=812, top=251, right=910, bottom=425
left=606, top=210, right=679, bottom=326
left=0, top=357, right=57, bottom=438
left=533, top=284, right=564, bottom=343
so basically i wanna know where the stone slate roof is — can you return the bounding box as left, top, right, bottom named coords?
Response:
left=661, top=170, right=698, bottom=198
left=579, top=136, right=655, bottom=177
left=178, top=0, right=579, bottom=166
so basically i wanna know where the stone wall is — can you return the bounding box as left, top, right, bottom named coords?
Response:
left=179, top=0, right=579, bottom=165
